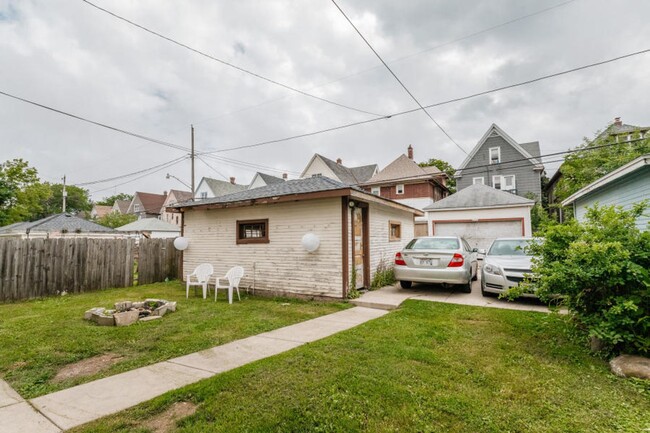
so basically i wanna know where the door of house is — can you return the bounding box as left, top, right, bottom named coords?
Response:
left=351, top=206, right=369, bottom=289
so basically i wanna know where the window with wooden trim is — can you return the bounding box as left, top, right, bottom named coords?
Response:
left=396, top=184, right=405, bottom=194
left=489, top=147, right=501, bottom=164
left=389, top=221, right=402, bottom=241
left=236, top=219, right=269, bottom=244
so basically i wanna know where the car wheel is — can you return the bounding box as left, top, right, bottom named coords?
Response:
left=480, top=280, right=493, bottom=297
left=471, top=266, right=478, bottom=281
left=460, top=282, right=472, bottom=293
left=400, top=280, right=412, bottom=289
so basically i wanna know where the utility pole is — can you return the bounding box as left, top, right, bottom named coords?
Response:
left=62, top=175, right=67, bottom=213
left=191, top=125, right=195, bottom=200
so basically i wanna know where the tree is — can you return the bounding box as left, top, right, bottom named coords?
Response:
left=0, top=159, right=48, bottom=225
left=419, top=158, right=456, bottom=193
left=95, top=212, right=137, bottom=228
left=95, top=193, right=133, bottom=206
left=37, top=183, right=92, bottom=218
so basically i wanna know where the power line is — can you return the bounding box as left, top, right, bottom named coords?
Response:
left=80, top=0, right=384, bottom=118
left=75, top=156, right=188, bottom=186
left=89, top=156, right=189, bottom=194
left=201, top=153, right=300, bottom=176
left=0, top=90, right=190, bottom=153
left=196, top=156, right=229, bottom=181
left=199, top=47, right=650, bottom=155
left=330, top=0, right=467, bottom=155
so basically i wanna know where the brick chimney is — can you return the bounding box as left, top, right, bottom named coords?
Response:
left=614, top=117, right=622, bottom=127
left=282, top=173, right=288, bottom=180
left=229, top=177, right=236, bottom=184
left=336, top=158, right=342, bottom=164
left=163, top=190, right=167, bottom=196
left=407, top=145, right=413, bottom=160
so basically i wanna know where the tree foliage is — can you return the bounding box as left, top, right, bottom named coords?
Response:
left=37, top=183, right=92, bottom=218
left=0, top=159, right=48, bottom=225
left=95, top=193, right=133, bottom=206
left=419, top=158, right=456, bottom=193
left=95, top=212, right=137, bottom=228
left=523, top=203, right=650, bottom=356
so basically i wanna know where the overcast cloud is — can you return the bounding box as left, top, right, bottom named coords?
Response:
left=1, top=0, right=649, bottom=200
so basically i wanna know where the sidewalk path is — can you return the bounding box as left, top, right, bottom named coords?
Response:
left=4, top=307, right=387, bottom=432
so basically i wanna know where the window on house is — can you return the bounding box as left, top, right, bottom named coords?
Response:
left=371, top=187, right=380, bottom=195
left=134, top=204, right=140, bottom=212
left=200, top=191, right=207, bottom=199
left=489, top=147, right=501, bottom=164
left=236, top=219, right=269, bottom=244
left=492, top=175, right=516, bottom=192
left=472, top=177, right=484, bottom=185
left=389, top=221, right=401, bottom=241
left=492, top=175, right=502, bottom=190
left=396, top=184, right=405, bottom=194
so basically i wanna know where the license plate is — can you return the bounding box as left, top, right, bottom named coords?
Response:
left=419, top=258, right=438, bottom=266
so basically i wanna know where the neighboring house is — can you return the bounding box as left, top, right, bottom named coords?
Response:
left=300, top=154, right=378, bottom=185
left=160, top=189, right=193, bottom=227
left=248, top=172, right=287, bottom=189
left=170, top=175, right=422, bottom=299
left=195, top=177, right=247, bottom=200
left=561, top=154, right=650, bottom=231
left=360, top=145, right=449, bottom=236
left=127, top=192, right=167, bottom=219
left=90, top=205, right=112, bottom=220
left=116, top=218, right=181, bottom=239
left=112, top=199, right=131, bottom=215
left=455, top=124, right=544, bottom=199
left=423, top=184, right=535, bottom=251
left=0, top=213, right=120, bottom=239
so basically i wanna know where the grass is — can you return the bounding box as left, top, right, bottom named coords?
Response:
left=70, top=300, right=650, bottom=433
left=0, top=281, right=349, bottom=399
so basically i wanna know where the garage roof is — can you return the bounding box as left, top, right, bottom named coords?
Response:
left=424, top=184, right=534, bottom=211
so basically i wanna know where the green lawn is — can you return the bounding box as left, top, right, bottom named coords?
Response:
left=71, top=301, right=649, bottom=433
left=0, top=281, right=349, bottom=399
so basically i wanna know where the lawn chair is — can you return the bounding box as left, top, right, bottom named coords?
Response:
left=214, top=266, right=244, bottom=304
left=186, top=263, right=214, bottom=299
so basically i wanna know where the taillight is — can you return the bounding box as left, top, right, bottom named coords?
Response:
left=448, top=253, right=464, bottom=267
left=395, top=252, right=406, bottom=266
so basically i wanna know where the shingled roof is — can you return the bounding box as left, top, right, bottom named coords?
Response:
left=255, top=172, right=285, bottom=186
left=202, top=177, right=247, bottom=197
left=363, top=154, right=443, bottom=185
left=0, top=213, right=116, bottom=234
left=132, top=192, right=167, bottom=214
left=313, top=154, right=378, bottom=185
left=423, top=184, right=534, bottom=211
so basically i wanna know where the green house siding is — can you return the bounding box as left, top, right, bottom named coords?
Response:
left=574, top=166, right=650, bottom=231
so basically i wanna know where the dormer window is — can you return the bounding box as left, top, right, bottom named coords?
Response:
left=489, top=147, right=501, bottom=164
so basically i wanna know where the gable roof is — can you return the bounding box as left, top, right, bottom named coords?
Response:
left=91, top=205, right=113, bottom=219
left=254, top=172, right=286, bottom=186
left=167, top=189, right=193, bottom=204
left=132, top=192, right=167, bottom=214
left=0, top=213, right=116, bottom=234
left=201, top=177, right=247, bottom=197
left=363, top=154, right=443, bottom=185
left=116, top=218, right=181, bottom=232
left=301, top=154, right=378, bottom=185
left=423, top=184, right=534, bottom=211
left=113, top=200, right=131, bottom=214
left=597, top=118, right=650, bottom=140
left=172, top=175, right=422, bottom=215
left=456, top=124, right=543, bottom=176
left=561, top=154, right=650, bottom=206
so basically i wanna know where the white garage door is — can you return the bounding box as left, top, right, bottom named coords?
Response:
left=434, top=220, right=522, bottom=251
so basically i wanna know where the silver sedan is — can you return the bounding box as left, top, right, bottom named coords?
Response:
left=394, top=236, right=478, bottom=293
left=481, top=237, right=536, bottom=297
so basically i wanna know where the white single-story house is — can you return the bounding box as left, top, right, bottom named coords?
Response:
left=423, top=184, right=534, bottom=251
left=170, top=175, right=422, bottom=299
left=561, top=154, right=649, bottom=231
left=116, top=218, right=181, bottom=239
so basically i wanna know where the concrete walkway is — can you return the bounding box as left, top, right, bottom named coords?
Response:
left=1, top=307, right=387, bottom=433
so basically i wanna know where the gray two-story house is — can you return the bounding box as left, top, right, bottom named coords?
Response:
left=455, top=124, right=544, bottom=199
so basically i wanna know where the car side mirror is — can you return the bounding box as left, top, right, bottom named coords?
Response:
left=472, top=247, right=478, bottom=252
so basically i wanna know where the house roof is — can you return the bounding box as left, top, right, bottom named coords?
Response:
left=302, top=154, right=378, bottom=185
left=133, top=192, right=167, bottom=214
left=597, top=119, right=650, bottom=139
left=423, top=184, right=534, bottom=211
left=114, top=200, right=131, bottom=214
left=255, top=172, right=285, bottom=186
left=92, top=205, right=113, bottom=218
left=363, top=154, right=442, bottom=185
left=561, top=154, right=650, bottom=206
left=201, top=177, right=247, bottom=196
left=172, top=175, right=423, bottom=215
left=167, top=189, right=193, bottom=204
left=116, top=218, right=181, bottom=232
left=0, top=213, right=116, bottom=234
left=456, top=124, right=544, bottom=176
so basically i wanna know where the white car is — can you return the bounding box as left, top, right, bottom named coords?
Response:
left=481, top=237, right=536, bottom=297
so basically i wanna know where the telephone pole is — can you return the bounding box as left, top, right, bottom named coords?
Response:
left=62, top=175, right=67, bottom=213
left=191, top=125, right=195, bottom=200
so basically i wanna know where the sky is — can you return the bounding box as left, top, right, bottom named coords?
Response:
left=1, top=0, right=649, bottom=201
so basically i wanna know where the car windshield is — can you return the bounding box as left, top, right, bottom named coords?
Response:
left=406, top=238, right=460, bottom=250
left=488, top=239, right=532, bottom=256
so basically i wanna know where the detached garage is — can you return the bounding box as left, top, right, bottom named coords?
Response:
left=423, top=184, right=534, bottom=251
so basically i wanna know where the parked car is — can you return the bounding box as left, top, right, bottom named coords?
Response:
left=481, top=237, right=536, bottom=297
left=394, top=236, right=478, bottom=292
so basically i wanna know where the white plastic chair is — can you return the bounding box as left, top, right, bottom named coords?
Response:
left=186, top=263, right=214, bottom=299
left=214, top=266, right=244, bottom=304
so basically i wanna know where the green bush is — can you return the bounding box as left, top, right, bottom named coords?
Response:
left=526, top=202, right=650, bottom=356
left=370, top=260, right=396, bottom=289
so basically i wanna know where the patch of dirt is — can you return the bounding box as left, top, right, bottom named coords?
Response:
left=10, top=361, right=28, bottom=370
left=52, top=353, right=123, bottom=382
left=143, top=401, right=198, bottom=433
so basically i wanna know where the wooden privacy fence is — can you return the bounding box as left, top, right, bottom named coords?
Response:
left=0, top=237, right=180, bottom=302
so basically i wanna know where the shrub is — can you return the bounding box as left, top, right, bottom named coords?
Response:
left=526, top=202, right=650, bottom=356
left=370, top=259, right=396, bottom=289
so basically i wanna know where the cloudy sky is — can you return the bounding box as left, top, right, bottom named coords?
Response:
left=1, top=0, right=649, bottom=200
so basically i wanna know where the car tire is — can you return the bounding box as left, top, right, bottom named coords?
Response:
left=400, top=280, right=412, bottom=289
left=460, top=282, right=472, bottom=293
left=480, top=281, right=493, bottom=297
left=471, top=267, right=478, bottom=281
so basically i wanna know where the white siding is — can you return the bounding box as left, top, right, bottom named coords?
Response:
left=248, top=174, right=267, bottom=189
left=301, top=156, right=339, bottom=181
left=183, top=198, right=343, bottom=298
left=194, top=179, right=214, bottom=199
left=367, top=202, right=415, bottom=282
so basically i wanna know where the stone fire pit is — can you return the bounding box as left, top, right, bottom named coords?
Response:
left=84, top=299, right=177, bottom=327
